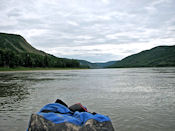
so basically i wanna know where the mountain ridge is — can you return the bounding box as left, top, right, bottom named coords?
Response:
left=1, top=32, right=174, bottom=69
left=110, top=45, right=175, bottom=68
left=0, top=32, right=46, bottom=56
left=0, top=32, right=80, bottom=68
left=78, top=60, right=117, bottom=68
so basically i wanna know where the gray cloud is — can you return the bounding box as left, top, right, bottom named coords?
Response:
left=0, top=0, right=175, bottom=62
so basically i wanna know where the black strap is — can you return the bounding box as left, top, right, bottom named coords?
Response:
left=55, top=99, right=68, bottom=107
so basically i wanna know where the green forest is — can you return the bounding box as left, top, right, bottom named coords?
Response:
left=110, top=45, right=175, bottom=68
left=0, top=33, right=80, bottom=68
left=0, top=49, right=80, bottom=68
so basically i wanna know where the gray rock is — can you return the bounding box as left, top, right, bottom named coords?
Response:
left=28, top=114, right=114, bottom=131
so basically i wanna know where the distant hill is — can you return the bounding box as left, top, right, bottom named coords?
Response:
left=0, top=32, right=80, bottom=68
left=110, top=45, right=175, bottom=68
left=78, top=60, right=117, bottom=68
left=0, top=33, right=45, bottom=55
left=78, top=60, right=98, bottom=68
left=95, top=61, right=117, bottom=68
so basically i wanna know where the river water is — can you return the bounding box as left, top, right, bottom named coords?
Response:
left=0, top=68, right=175, bottom=131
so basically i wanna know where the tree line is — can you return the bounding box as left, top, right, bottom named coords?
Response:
left=0, top=49, right=80, bottom=68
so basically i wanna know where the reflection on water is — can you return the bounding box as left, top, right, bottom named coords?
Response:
left=0, top=68, right=175, bottom=131
left=0, top=74, right=28, bottom=107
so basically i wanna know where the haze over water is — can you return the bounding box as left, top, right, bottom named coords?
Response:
left=0, top=68, right=175, bottom=131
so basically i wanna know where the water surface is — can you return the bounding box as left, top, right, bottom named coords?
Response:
left=0, top=68, right=175, bottom=131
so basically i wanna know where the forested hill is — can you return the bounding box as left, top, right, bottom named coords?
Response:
left=78, top=60, right=117, bottom=68
left=0, top=32, right=80, bottom=68
left=0, top=33, right=46, bottom=55
left=110, top=45, right=175, bottom=68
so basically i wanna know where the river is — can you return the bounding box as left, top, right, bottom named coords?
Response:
left=0, top=68, right=175, bottom=131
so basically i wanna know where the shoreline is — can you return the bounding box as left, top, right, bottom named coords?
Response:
left=0, top=67, right=89, bottom=72
left=0, top=66, right=174, bottom=72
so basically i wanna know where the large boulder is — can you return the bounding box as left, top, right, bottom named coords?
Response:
left=28, top=114, right=114, bottom=131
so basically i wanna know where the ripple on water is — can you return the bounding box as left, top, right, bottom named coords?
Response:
left=0, top=68, right=175, bottom=131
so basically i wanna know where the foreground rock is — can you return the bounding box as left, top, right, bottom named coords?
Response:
left=27, top=100, right=114, bottom=131
left=28, top=114, right=114, bottom=131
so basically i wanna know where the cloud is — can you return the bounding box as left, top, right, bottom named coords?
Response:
left=102, top=0, right=110, bottom=5
left=0, top=0, right=175, bottom=62
left=67, top=21, right=79, bottom=26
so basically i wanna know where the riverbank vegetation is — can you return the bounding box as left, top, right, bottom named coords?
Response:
left=0, top=67, right=87, bottom=71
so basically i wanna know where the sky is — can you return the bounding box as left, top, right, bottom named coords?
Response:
left=0, top=0, right=175, bottom=62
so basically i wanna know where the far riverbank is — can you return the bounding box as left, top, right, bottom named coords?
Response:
left=0, top=67, right=88, bottom=72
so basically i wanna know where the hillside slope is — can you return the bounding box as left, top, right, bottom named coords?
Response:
left=0, top=33, right=45, bottom=55
left=78, top=60, right=99, bottom=68
left=110, top=45, right=175, bottom=68
left=0, top=32, right=80, bottom=68
left=78, top=60, right=117, bottom=68
left=95, top=61, right=117, bottom=68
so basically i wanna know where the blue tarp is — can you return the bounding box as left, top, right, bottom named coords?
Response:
left=37, top=103, right=111, bottom=126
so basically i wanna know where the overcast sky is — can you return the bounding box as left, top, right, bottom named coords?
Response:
left=0, top=0, right=175, bottom=62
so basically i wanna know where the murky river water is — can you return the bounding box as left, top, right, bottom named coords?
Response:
left=0, top=68, right=175, bottom=131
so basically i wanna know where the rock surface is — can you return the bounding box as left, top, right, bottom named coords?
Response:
left=28, top=114, right=114, bottom=131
